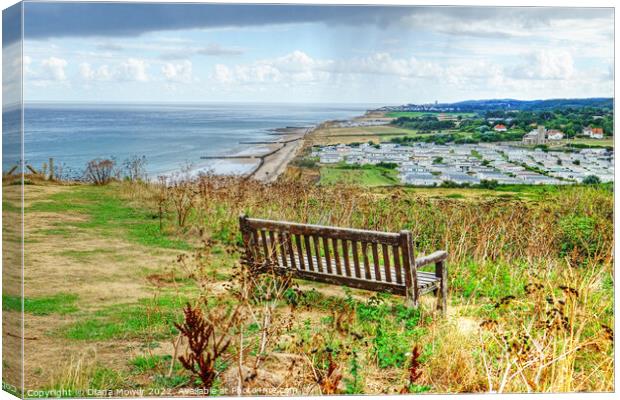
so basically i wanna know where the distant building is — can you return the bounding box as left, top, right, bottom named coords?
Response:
left=522, top=126, right=548, bottom=145
left=493, top=124, right=507, bottom=132
left=437, top=113, right=458, bottom=122
left=547, top=129, right=565, bottom=140
left=583, top=127, right=605, bottom=139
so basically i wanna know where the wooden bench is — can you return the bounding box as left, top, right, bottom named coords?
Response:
left=239, top=214, right=448, bottom=313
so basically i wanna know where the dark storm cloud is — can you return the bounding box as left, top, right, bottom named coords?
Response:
left=16, top=2, right=613, bottom=44
left=3, top=2, right=22, bottom=47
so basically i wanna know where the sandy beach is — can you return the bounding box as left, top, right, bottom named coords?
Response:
left=249, top=127, right=308, bottom=182
left=183, top=126, right=311, bottom=182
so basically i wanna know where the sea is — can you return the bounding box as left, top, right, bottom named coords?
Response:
left=2, top=102, right=374, bottom=178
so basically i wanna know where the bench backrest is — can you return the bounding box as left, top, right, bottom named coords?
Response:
left=239, top=214, right=417, bottom=294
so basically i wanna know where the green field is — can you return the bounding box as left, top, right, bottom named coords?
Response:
left=385, top=111, right=477, bottom=118
left=319, top=165, right=399, bottom=186
left=562, top=138, right=614, bottom=147
left=312, top=124, right=421, bottom=145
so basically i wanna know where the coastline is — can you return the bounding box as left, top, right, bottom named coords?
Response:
left=179, top=126, right=310, bottom=182
left=181, top=110, right=371, bottom=182
left=247, top=126, right=309, bottom=182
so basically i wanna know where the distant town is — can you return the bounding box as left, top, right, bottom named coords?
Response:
left=304, top=98, right=613, bottom=187
left=312, top=140, right=613, bottom=186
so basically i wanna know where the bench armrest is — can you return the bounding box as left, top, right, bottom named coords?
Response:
left=415, top=250, right=448, bottom=268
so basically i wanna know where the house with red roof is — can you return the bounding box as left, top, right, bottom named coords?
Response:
left=493, top=124, right=507, bottom=132
left=583, top=127, right=604, bottom=139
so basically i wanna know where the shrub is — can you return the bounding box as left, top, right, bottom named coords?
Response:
left=479, top=179, right=499, bottom=189
left=122, top=155, right=148, bottom=182
left=373, top=324, right=410, bottom=368
left=583, top=175, right=601, bottom=185
left=294, top=158, right=318, bottom=168
left=558, top=214, right=598, bottom=258
left=83, top=158, right=117, bottom=185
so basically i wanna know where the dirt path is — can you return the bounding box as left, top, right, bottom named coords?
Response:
left=3, top=183, right=184, bottom=391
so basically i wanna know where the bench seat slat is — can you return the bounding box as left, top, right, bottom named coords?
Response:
left=271, top=254, right=440, bottom=292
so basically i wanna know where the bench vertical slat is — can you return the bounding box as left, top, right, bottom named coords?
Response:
left=362, top=242, right=372, bottom=280
left=351, top=241, right=361, bottom=278
left=322, top=236, right=333, bottom=274
left=284, top=232, right=296, bottom=269
left=393, top=245, right=403, bottom=284
left=278, top=231, right=289, bottom=268
left=268, top=230, right=278, bottom=265
left=332, top=238, right=342, bottom=276
left=294, top=234, right=305, bottom=270
left=304, top=235, right=315, bottom=271
left=342, top=240, right=352, bottom=277
left=382, top=243, right=392, bottom=283
left=249, top=229, right=260, bottom=261
left=259, top=229, right=270, bottom=262
left=400, top=230, right=419, bottom=307
left=313, top=235, right=324, bottom=273
left=371, top=242, right=382, bottom=282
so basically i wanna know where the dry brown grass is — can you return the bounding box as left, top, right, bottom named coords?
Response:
left=5, top=175, right=613, bottom=395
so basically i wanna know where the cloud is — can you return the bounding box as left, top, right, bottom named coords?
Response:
left=79, top=62, right=112, bottom=81
left=213, top=64, right=234, bottom=84
left=160, top=43, right=245, bottom=60
left=21, top=2, right=612, bottom=43
left=162, top=60, right=193, bottom=83
left=2, top=42, right=23, bottom=106
left=212, top=50, right=334, bottom=85
left=118, top=58, right=149, bottom=82
left=509, top=50, right=575, bottom=80
left=209, top=47, right=607, bottom=97
left=41, top=57, right=68, bottom=81
left=196, top=44, right=244, bottom=57
left=96, top=43, right=124, bottom=52
left=78, top=59, right=149, bottom=82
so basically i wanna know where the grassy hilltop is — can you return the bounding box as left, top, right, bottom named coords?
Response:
left=2, top=171, right=613, bottom=395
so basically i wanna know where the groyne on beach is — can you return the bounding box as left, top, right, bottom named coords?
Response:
left=201, top=126, right=310, bottom=182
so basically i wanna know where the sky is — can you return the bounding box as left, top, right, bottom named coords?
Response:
left=3, top=2, right=615, bottom=104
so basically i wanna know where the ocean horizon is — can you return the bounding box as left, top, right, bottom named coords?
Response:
left=2, top=102, right=377, bottom=177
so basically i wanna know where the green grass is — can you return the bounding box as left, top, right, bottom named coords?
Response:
left=562, top=138, right=614, bottom=147
left=129, top=355, right=171, bottom=374
left=2, top=201, right=21, bottom=213
left=319, top=165, right=399, bottom=187
left=59, top=295, right=188, bottom=341
left=29, top=184, right=190, bottom=250
left=58, top=248, right=118, bottom=262
left=2, top=293, right=79, bottom=315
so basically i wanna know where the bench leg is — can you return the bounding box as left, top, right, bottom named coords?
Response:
left=435, top=261, right=447, bottom=315
left=406, top=287, right=418, bottom=308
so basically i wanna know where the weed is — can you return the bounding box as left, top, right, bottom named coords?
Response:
left=175, top=303, right=238, bottom=390
left=343, top=351, right=364, bottom=394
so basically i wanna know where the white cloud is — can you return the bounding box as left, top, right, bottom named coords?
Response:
left=510, top=50, right=575, bottom=80
left=41, top=57, right=68, bottom=81
left=202, top=47, right=611, bottom=103
left=213, top=64, right=234, bottom=84
left=3, top=42, right=23, bottom=106
left=118, top=58, right=149, bottom=82
left=78, top=62, right=110, bottom=81
left=161, top=60, right=193, bottom=83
